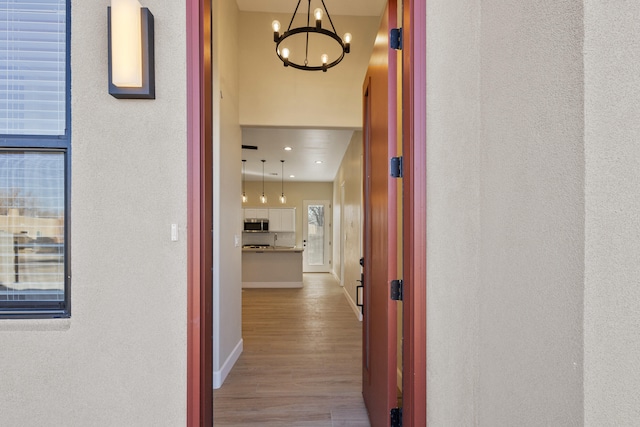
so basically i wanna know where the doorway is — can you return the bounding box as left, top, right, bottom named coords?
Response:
left=302, top=200, right=331, bottom=273
left=187, top=0, right=427, bottom=425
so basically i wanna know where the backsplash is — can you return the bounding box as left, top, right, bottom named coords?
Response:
left=243, top=232, right=296, bottom=247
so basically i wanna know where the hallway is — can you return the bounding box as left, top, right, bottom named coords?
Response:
left=213, top=274, right=370, bottom=426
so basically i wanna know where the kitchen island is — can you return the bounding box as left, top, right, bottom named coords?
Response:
left=242, top=246, right=303, bottom=288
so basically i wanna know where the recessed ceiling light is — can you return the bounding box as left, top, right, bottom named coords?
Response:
left=315, top=160, right=323, bottom=164
left=289, top=174, right=295, bottom=178
left=284, top=146, right=292, bottom=151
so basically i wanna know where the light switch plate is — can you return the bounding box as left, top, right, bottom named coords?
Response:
left=234, top=234, right=241, bottom=247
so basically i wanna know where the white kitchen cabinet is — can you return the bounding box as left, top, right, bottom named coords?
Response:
left=244, top=208, right=268, bottom=219
left=268, top=208, right=296, bottom=232
left=268, top=209, right=282, bottom=231
left=280, top=208, right=296, bottom=232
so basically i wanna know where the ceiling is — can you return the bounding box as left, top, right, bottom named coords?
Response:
left=235, top=0, right=386, bottom=17
left=236, top=0, right=385, bottom=182
left=242, top=127, right=354, bottom=182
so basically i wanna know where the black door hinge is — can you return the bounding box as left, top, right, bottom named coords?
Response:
left=390, top=28, right=403, bottom=50
left=390, top=156, right=403, bottom=178
left=391, top=407, right=403, bottom=426
left=390, top=280, right=403, bottom=301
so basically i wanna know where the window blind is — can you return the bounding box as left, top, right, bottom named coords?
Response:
left=0, top=0, right=66, bottom=136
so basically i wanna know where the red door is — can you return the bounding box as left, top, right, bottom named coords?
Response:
left=362, top=2, right=398, bottom=425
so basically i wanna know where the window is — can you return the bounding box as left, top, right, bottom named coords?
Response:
left=0, top=0, right=70, bottom=318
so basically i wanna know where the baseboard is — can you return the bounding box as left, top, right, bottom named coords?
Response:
left=331, top=270, right=342, bottom=286
left=242, top=281, right=302, bottom=288
left=213, top=338, right=243, bottom=389
left=343, top=287, right=363, bottom=321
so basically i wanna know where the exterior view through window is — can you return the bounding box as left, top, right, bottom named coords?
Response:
left=0, top=0, right=69, bottom=317
left=307, top=204, right=325, bottom=265
left=303, top=200, right=330, bottom=273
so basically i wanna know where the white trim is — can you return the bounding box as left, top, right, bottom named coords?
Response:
left=343, top=286, right=363, bottom=321
left=242, top=281, right=303, bottom=288
left=331, top=270, right=341, bottom=285
left=213, top=338, right=243, bottom=389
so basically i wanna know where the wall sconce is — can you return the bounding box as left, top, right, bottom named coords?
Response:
left=108, top=0, right=155, bottom=99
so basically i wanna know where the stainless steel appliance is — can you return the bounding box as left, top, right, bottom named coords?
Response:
left=244, top=218, right=269, bottom=232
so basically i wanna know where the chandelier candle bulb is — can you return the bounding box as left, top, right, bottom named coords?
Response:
left=344, top=33, right=352, bottom=53
left=314, top=8, right=323, bottom=28
left=272, top=20, right=281, bottom=42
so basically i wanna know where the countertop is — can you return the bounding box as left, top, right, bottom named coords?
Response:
left=242, top=246, right=303, bottom=253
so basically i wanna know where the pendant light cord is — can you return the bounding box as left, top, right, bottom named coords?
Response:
left=280, top=160, right=286, bottom=203
left=261, top=160, right=266, bottom=202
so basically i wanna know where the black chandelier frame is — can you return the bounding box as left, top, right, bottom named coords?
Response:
left=273, top=0, right=350, bottom=72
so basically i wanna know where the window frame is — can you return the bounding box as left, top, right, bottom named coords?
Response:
left=0, top=0, right=71, bottom=319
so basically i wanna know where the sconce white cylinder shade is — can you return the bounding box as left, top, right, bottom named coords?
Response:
left=111, top=0, right=143, bottom=87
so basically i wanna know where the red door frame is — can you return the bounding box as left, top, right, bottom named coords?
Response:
left=186, top=0, right=213, bottom=425
left=402, top=0, right=427, bottom=425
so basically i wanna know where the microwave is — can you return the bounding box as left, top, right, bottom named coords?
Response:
left=244, top=218, right=269, bottom=232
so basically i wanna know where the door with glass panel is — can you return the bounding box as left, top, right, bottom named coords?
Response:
left=302, top=200, right=331, bottom=272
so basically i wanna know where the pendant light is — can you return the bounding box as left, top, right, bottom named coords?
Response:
left=279, top=160, right=287, bottom=204
left=241, top=159, right=247, bottom=203
left=260, top=160, right=267, bottom=204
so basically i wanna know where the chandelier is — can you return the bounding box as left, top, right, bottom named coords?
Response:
left=272, top=0, right=352, bottom=72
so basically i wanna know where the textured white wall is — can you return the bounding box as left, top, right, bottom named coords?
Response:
left=584, top=1, right=640, bottom=424
left=426, top=0, right=585, bottom=424
left=425, top=0, right=481, bottom=424
left=0, top=1, right=188, bottom=425
left=212, top=0, right=244, bottom=388
left=478, top=1, right=584, bottom=424
left=238, top=12, right=379, bottom=128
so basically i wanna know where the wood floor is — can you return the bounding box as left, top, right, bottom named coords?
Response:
left=213, top=273, right=371, bottom=426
